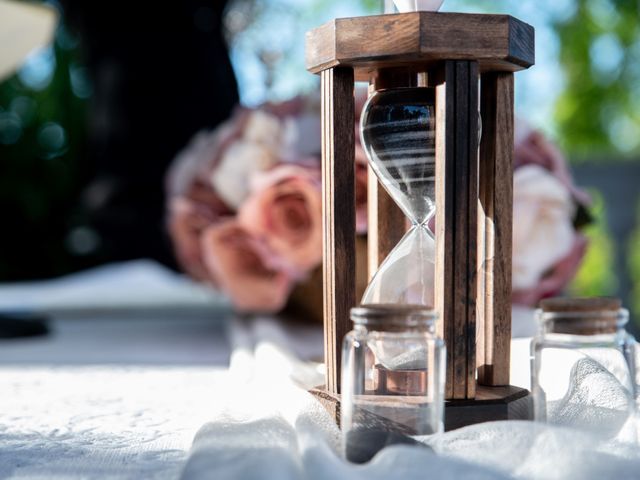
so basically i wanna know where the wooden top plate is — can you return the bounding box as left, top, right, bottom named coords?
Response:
left=306, top=12, right=534, bottom=79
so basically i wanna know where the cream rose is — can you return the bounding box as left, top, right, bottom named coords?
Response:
left=211, top=141, right=278, bottom=210
left=512, top=164, right=577, bottom=291
left=210, top=110, right=285, bottom=210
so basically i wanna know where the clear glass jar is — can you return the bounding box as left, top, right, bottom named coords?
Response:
left=531, top=298, right=637, bottom=438
left=341, top=304, right=445, bottom=463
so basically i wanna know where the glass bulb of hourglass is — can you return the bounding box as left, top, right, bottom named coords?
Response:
left=361, top=88, right=436, bottom=226
left=360, top=87, right=437, bottom=306
left=363, top=225, right=435, bottom=306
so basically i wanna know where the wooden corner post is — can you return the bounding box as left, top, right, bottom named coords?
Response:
left=435, top=60, right=480, bottom=400
left=477, top=72, right=515, bottom=386
left=321, top=67, right=356, bottom=394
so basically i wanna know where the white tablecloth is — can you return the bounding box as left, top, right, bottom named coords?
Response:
left=0, top=261, right=326, bottom=479
left=0, top=365, right=226, bottom=479
left=2, top=261, right=638, bottom=480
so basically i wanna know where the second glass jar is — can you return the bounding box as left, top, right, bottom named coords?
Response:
left=531, top=297, right=637, bottom=438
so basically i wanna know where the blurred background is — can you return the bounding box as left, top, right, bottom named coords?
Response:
left=0, top=0, right=639, bottom=325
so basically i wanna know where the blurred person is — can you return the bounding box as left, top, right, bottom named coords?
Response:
left=61, top=0, right=239, bottom=268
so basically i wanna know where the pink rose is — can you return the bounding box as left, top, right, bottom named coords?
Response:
left=238, top=165, right=323, bottom=274
left=167, top=180, right=233, bottom=282
left=200, top=220, right=294, bottom=313
left=165, top=97, right=327, bottom=313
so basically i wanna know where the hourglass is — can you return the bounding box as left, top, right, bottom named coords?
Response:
left=307, top=8, right=535, bottom=428
left=360, top=77, right=436, bottom=307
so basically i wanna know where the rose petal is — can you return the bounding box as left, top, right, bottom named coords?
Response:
left=167, top=197, right=215, bottom=282
left=248, top=164, right=321, bottom=194
left=212, top=141, right=278, bottom=209
left=239, top=166, right=323, bottom=273
left=512, top=234, right=588, bottom=306
left=166, top=107, right=250, bottom=199
left=515, top=121, right=591, bottom=207
left=200, top=220, right=294, bottom=313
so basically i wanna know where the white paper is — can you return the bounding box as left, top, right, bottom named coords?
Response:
left=393, top=0, right=444, bottom=13
left=0, top=260, right=229, bottom=313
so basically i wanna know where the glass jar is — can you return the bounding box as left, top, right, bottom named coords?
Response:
left=531, top=297, right=637, bottom=437
left=341, top=304, right=445, bottom=463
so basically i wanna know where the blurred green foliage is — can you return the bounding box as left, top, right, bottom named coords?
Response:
left=629, top=203, right=640, bottom=320
left=554, top=0, right=640, bottom=157
left=0, top=20, right=89, bottom=279
left=569, top=191, right=617, bottom=297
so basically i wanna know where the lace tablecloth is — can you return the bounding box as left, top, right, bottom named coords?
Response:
left=3, top=261, right=638, bottom=480
left=0, top=261, right=233, bottom=479
left=0, top=261, right=326, bottom=479
left=0, top=314, right=325, bottom=479
left=0, top=260, right=526, bottom=480
left=0, top=303, right=235, bottom=479
left=0, top=365, right=227, bottom=479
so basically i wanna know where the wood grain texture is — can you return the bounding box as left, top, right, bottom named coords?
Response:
left=435, top=60, right=479, bottom=400
left=434, top=73, right=452, bottom=397
left=321, top=68, right=356, bottom=394
left=477, top=72, right=514, bottom=386
left=367, top=166, right=407, bottom=279
left=306, top=12, right=535, bottom=78
left=507, top=16, right=536, bottom=68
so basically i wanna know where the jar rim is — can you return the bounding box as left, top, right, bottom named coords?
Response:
left=350, top=304, right=437, bottom=328
left=535, top=308, right=629, bottom=335
left=539, top=296, right=622, bottom=313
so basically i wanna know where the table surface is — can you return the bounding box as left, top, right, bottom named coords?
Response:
left=0, top=311, right=231, bottom=480
left=0, top=261, right=531, bottom=479
left=0, top=313, right=531, bottom=480
left=0, top=305, right=330, bottom=480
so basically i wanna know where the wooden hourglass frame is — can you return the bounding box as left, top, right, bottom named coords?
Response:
left=307, top=12, right=535, bottom=429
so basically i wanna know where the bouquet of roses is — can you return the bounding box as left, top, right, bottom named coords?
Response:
left=511, top=122, right=591, bottom=306
left=166, top=95, right=369, bottom=314
left=167, top=95, right=590, bottom=314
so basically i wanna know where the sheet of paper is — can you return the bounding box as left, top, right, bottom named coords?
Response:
left=0, top=260, right=229, bottom=313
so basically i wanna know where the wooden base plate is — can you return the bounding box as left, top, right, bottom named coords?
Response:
left=444, top=385, right=532, bottom=431
left=310, top=384, right=532, bottom=432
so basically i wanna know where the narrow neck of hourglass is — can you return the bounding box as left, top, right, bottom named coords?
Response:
left=411, top=205, right=436, bottom=228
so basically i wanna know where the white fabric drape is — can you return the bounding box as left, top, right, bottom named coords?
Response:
left=181, top=318, right=640, bottom=480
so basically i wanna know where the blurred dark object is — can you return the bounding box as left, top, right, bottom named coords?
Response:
left=62, top=0, right=239, bottom=268
left=0, top=312, right=50, bottom=338
left=345, top=428, right=429, bottom=464
left=0, top=1, right=239, bottom=282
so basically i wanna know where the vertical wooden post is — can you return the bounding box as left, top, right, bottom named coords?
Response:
left=321, top=67, right=356, bottom=394
left=435, top=60, right=479, bottom=400
left=367, top=168, right=406, bottom=279
left=477, top=72, right=514, bottom=386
